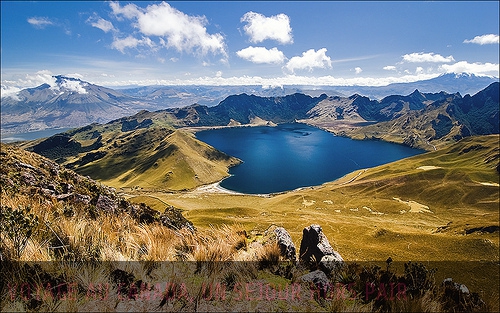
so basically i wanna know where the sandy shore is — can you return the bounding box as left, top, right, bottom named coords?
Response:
left=192, top=182, right=245, bottom=195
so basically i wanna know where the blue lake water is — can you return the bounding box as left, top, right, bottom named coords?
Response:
left=196, top=123, right=424, bottom=194
left=1, top=128, right=73, bottom=143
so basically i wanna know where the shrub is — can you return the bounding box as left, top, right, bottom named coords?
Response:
left=0, top=205, right=39, bottom=259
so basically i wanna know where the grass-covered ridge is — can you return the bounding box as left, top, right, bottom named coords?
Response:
left=18, top=112, right=241, bottom=191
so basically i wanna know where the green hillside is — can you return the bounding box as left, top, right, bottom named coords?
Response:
left=18, top=113, right=240, bottom=191
left=154, top=135, right=499, bottom=261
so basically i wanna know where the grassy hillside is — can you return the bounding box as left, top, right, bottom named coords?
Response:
left=19, top=113, right=240, bottom=191
left=2, top=135, right=498, bottom=311
left=149, top=135, right=499, bottom=261
left=75, top=129, right=240, bottom=190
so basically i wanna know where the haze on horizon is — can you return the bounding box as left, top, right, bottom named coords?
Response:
left=1, top=1, right=498, bottom=97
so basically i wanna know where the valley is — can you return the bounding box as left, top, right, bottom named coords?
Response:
left=130, top=134, right=499, bottom=262
left=2, top=79, right=499, bottom=312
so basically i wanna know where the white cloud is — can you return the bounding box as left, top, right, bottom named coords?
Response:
left=402, top=52, right=455, bottom=63
left=383, top=65, right=397, bottom=71
left=236, top=46, right=286, bottom=64
left=27, top=17, right=54, bottom=28
left=1, top=85, right=22, bottom=100
left=285, top=48, right=332, bottom=73
left=440, top=61, right=499, bottom=77
left=58, top=80, right=88, bottom=94
left=464, top=34, right=499, bottom=45
left=415, top=66, right=424, bottom=74
left=109, top=1, right=139, bottom=19
left=87, top=15, right=116, bottom=33
left=65, top=73, right=84, bottom=79
left=354, top=67, right=363, bottom=74
left=110, top=1, right=226, bottom=57
left=241, top=11, right=293, bottom=44
left=111, top=36, right=155, bottom=53
left=93, top=73, right=442, bottom=88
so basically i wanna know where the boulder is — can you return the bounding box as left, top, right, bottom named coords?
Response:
left=299, top=224, right=343, bottom=267
left=442, top=278, right=469, bottom=295
left=274, top=227, right=296, bottom=262
left=299, top=270, right=330, bottom=297
left=319, top=254, right=344, bottom=274
left=96, top=194, right=117, bottom=212
left=441, top=278, right=486, bottom=311
left=56, top=193, right=91, bottom=205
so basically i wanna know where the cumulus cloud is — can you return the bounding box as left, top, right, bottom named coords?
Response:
left=383, top=65, right=397, bottom=71
left=57, top=80, right=88, bottom=94
left=236, top=46, right=286, bottom=64
left=402, top=52, right=455, bottom=63
left=285, top=48, right=332, bottom=73
left=111, top=35, right=155, bottom=53
left=463, top=34, right=499, bottom=45
left=354, top=67, right=363, bottom=74
left=440, top=61, right=499, bottom=76
left=1, top=85, right=22, bottom=100
left=110, top=1, right=226, bottom=57
left=241, top=11, right=293, bottom=44
left=27, top=17, right=54, bottom=28
left=87, top=15, right=116, bottom=33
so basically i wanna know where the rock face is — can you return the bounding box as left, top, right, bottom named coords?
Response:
left=299, top=270, right=330, bottom=297
left=274, top=227, right=296, bottom=262
left=299, top=224, right=343, bottom=268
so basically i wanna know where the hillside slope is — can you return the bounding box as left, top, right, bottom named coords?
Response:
left=306, top=82, right=499, bottom=150
left=20, top=114, right=240, bottom=191
left=157, top=135, right=499, bottom=261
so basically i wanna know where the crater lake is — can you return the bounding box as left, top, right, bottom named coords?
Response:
left=196, top=123, right=424, bottom=194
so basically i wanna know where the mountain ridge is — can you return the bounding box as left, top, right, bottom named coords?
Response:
left=2, top=73, right=497, bottom=136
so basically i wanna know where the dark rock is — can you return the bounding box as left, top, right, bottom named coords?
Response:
left=96, top=194, right=117, bottom=212
left=299, top=224, right=342, bottom=265
left=21, top=172, right=37, bottom=185
left=74, top=194, right=91, bottom=204
left=56, top=193, right=91, bottom=204
left=274, top=227, right=296, bottom=262
left=299, top=270, right=330, bottom=297
left=61, top=183, right=73, bottom=193
left=160, top=205, right=195, bottom=232
left=441, top=278, right=486, bottom=312
left=442, top=278, right=469, bottom=294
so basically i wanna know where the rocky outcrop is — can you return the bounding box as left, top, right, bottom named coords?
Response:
left=299, top=270, right=330, bottom=297
left=299, top=224, right=343, bottom=268
left=0, top=143, right=195, bottom=232
left=274, top=227, right=296, bottom=262
left=441, top=278, right=486, bottom=312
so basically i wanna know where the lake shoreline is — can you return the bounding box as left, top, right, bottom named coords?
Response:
left=195, top=123, right=424, bottom=194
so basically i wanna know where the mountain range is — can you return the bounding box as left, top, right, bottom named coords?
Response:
left=0, top=76, right=155, bottom=135
left=1, top=73, right=497, bottom=136
left=17, top=81, right=499, bottom=193
left=133, top=82, right=498, bottom=150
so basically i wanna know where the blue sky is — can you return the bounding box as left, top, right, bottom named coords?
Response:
left=1, top=1, right=498, bottom=94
